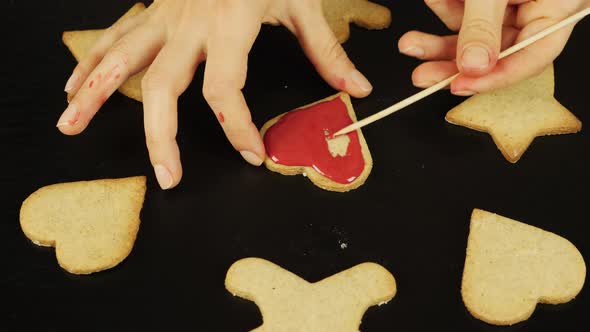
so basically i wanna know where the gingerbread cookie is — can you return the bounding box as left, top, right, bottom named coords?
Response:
left=322, top=0, right=392, bottom=43
left=20, top=176, right=146, bottom=275
left=225, top=257, right=396, bottom=332
left=260, top=93, right=373, bottom=192
left=462, top=209, right=586, bottom=325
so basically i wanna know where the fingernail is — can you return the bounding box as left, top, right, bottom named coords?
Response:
left=414, top=79, right=438, bottom=88
left=240, top=151, right=263, bottom=166
left=64, top=72, right=78, bottom=92
left=154, top=164, right=173, bottom=190
left=461, top=45, right=490, bottom=70
left=350, top=69, right=373, bottom=93
left=453, top=90, right=477, bottom=97
left=401, top=46, right=425, bottom=58
left=56, top=104, right=79, bottom=127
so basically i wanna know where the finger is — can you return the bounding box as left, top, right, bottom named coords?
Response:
left=57, top=24, right=165, bottom=135
left=203, top=1, right=266, bottom=166
left=424, top=0, right=465, bottom=31
left=399, top=26, right=518, bottom=62
left=456, top=0, right=509, bottom=76
left=142, top=36, right=204, bottom=190
left=515, top=0, right=583, bottom=28
left=451, top=18, right=574, bottom=95
left=412, top=61, right=458, bottom=88
left=64, top=5, right=149, bottom=98
left=408, top=26, right=519, bottom=89
left=289, top=1, right=372, bottom=98
left=399, top=31, right=457, bottom=60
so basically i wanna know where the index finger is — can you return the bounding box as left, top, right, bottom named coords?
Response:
left=203, top=1, right=266, bottom=165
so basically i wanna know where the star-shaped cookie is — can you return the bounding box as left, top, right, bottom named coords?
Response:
left=446, top=65, right=582, bottom=163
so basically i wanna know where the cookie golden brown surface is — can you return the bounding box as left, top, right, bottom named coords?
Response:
left=446, top=65, right=582, bottom=163
left=225, top=257, right=396, bottom=332
left=461, top=209, right=586, bottom=326
left=322, top=0, right=392, bottom=43
left=20, top=176, right=147, bottom=275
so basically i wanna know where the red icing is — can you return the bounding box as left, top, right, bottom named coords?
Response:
left=105, top=65, right=120, bottom=82
left=88, top=80, right=94, bottom=88
left=218, top=112, right=225, bottom=123
left=69, top=110, right=81, bottom=125
left=263, top=95, right=365, bottom=184
left=337, top=77, right=347, bottom=90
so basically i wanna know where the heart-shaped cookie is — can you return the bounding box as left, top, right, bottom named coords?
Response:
left=260, top=93, right=372, bottom=192
left=20, top=176, right=146, bottom=275
left=461, top=209, right=586, bottom=325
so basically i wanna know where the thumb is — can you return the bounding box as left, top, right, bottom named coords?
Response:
left=457, top=0, right=508, bottom=76
left=289, top=3, right=373, bottom=98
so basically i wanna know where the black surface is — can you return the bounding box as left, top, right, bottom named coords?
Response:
left=2, top=1, right=589, bottom=331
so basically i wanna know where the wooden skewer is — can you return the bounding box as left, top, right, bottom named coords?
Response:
left=333, top=7, right=590, bottom=137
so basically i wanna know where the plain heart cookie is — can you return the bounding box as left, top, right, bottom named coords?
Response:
left=20, top=176, right=146, bottom=275
left=461, top=209, right=586, bottom=326
left=260, top=93, right=373, bottom=192
left=225, top=257, right=396, bottom=332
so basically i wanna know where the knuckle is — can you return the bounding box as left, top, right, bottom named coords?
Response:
left=424, top=0, right=441, bottom=8
left=462, top=18, right=500, bottom=43
left=142, top=69, right=170, bottom=93
left=144, top=132, right=160, bottom=149
left=145, top=129, right=174, bottom=150
left=109, top=40, right=131, bottom=62
left=321, top=40, right=348, bottom=64
left=78, top=52, right=101, bottom=74
left=104, top=23, right=122, bottom=38
left=202, top=80, right=233, bottom=105
left=224, top=125, right=253, bottom=145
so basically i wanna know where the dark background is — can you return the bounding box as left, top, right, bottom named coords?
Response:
left=1, top=0, right=589, bottom=331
